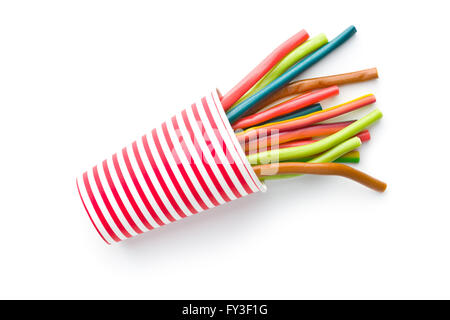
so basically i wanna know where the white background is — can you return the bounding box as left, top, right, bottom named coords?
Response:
left=1, top=0, right=449, bottom=299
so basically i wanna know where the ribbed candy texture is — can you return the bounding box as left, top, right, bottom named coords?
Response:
left=77, top=91, right=266, bottom=244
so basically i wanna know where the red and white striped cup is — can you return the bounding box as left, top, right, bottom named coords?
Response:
left=77, top=90, right=266, bottom=244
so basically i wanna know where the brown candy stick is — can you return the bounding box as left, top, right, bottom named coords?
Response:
left=253, top=162, right=387, bottom=192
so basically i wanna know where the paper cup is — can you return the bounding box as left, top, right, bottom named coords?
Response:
left=76, top=90, right=266, bottom=244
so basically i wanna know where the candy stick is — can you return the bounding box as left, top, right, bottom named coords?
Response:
left=323, top=150, right=360, bottom=163
left=260, top=136, right=362, bottom=180
left=231, top=33, right=328, bottom=108
left=247, top=109, right=382, bottom=165
left=252, top=68, right=379, bottom=113
left=227, top=25, right=357, bottom=123
left=232, top=86, right=339, bottom=130
left=244, top=129, right=370, bottom=153
left=253, top=162, right=387, bottom=192
left=279, top=131, right=370, bottom=149
left=280, top=150, right=360, bottom=164
left=279, top=130, right=370, bottom=148
left=241, top=121, right=355, bottom=152
left=238, top=94, right=376, bottom=143
left=221, top=30, right=309, bottom=111
left=262, top=103, right=322, bottom=125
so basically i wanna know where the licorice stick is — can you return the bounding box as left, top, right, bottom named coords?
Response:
left=232, top=85, right=339, bottom=130
left=253, top=162, right=387, bottom=192
left=278, top=130, right=370, bottom=149
left=244, top=129, right=370, bottom=154
left=227, top=25, right=357, bottom=123
left=247, top=109, right=382, bottom=165
left=262, top=103, right=322, bottom=125
left=241, top=121, right=353, bottom=143
left=250, top=68, right=379, bottom=113
left=238, top=94, right=376, bottom=143
left=231, top=33, right=329, bottom=108
left=294, top=150, right=360, bottom=164
left=274, top=150, right=361, bottom=163
left=241, top=121, right=355, bottom=151
left=271, top=150, right=360, bottom=164
left=257, top=136, right=362, bottom=180
left=221, top=30, right=309, bottom=111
